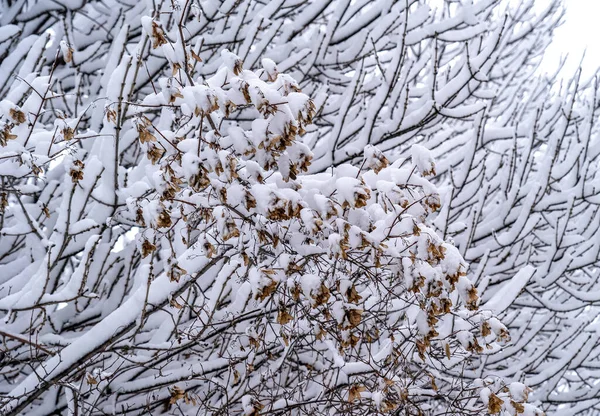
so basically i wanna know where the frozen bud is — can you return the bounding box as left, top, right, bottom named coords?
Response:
left=191, top=4, right=202, bottom=20
left=364, top=145, right=389, bottom=173
left=221, top=49, right=244, bottom=75
left=60, top=40, right=74, bottom=63
left=261, top=58, right=279, bottom=81
left=411, top=144, right=436, bottom=176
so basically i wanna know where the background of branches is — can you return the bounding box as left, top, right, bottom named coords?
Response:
left=0, top=0, right=598, bottom=414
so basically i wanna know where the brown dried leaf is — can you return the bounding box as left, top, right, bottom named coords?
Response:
left=62, top=127, right=74, bottom=141
left=167, top=264, right=187, bottom=283
left=348, top=385, right=366, bottom=402
left=256, top=278, right=278, bottom=302
left=141, top=239, right=156, bottom=258
left=416, top=339, right=428, bottom=359
left=106, top=108, right=117, bottom=124
left=346, top=284, right=362, bottom=303
left=248, top=336, right=260, bottom=349
left=481, top=321, right=492, bottom=337
left=233, top=58, right=243, bottom=75
left=346, top=309, right=363, bottom=328
left=0, top=126, right=17, bottom=146
left=222, top=218, right=240, bottom=241
left=233, top=369, right=240, bottom=384
left=315, top=326, right=326, bottom=340
left=313, top=283, right=330, bottom=306
left=429, top=374, right=438, bottom=392
left=172, top=63, right=181, bottom=76
left=9, top=109, right=25, bottom=124
left=277, top=309, right=293, bottom=325
left=511, top=400, right=525, bottom=414
left=488, top=393, right=504, bottom=414
left=467, top=285, right=479, bottom=311
left=365, top=146, right=389, bottom=173
left=241, top=252, right=250, bottom=267
left=365, top=327, right=380, bottom=343
left=136, top=208, right=146, bottom=227
left=138, top=126, right=157, bottom=144
left=156, top=209, right=172, bottom=228
left=147, top=144, right=165, bottom=165
left=151, top=21, right=168, bottom=49
left=169, top=90, right=184, bottom=104
left=70, top=168, right=84, bottom=183
left=170, top=298, right=183, bottom=309
left=203, top=241, right=216, bottom=258
left=169, top=298, right=183, bottom=309
left=191, top=49, right=202, bottom=62
left=169, top=386, right=186, bottom=404
left=240, top=81, right=251, bottom=103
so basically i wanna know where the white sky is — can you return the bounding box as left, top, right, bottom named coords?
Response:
left=541, top=0, right=600, bottom=79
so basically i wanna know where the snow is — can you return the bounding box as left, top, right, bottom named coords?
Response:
left=483, top=266, right=536, bottom=314
left=0, top=0, right=584, bottom=414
